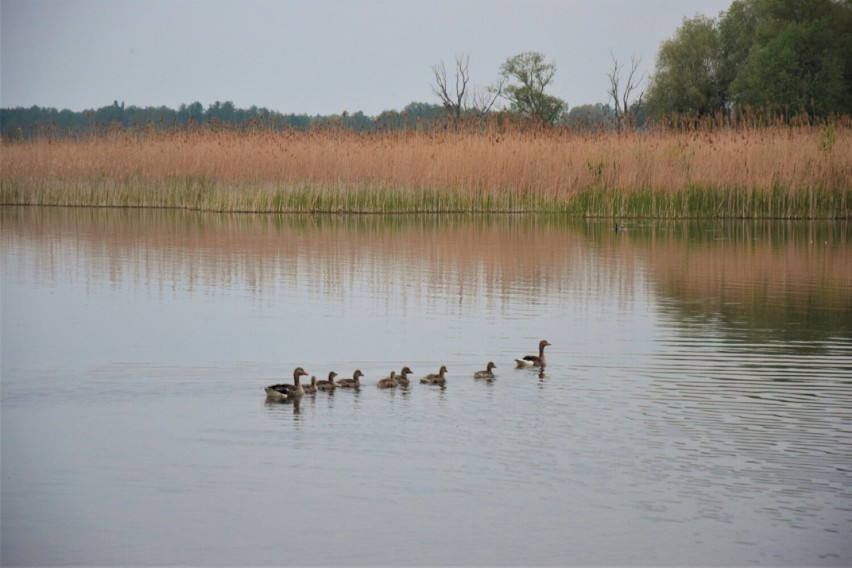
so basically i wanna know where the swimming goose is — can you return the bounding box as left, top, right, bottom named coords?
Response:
left=336, top=369, right=363, bottom=389
left=396, top=366, right=413, bottom=387
left=420, top=365, right=448, bottom=386
left=377, top=371, right=398, bottom=389
left=515, top=340, right=551, bottom=368
left=264, top=366, right=309, bottom=399
left=302, top=376, right=318, bottom=394
left=474, top=361, right=497, bottom=379
left=316, top=371, right=338, bottom=391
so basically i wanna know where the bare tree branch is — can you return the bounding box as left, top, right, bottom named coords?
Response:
left=623, top=54, right=644, bottom=114
left=431, top=55, right=471, bottom=121
left=607, top=51, right=645, bottom=131
left=607, top=52, right=621, bottom=115
left=471, top=75, right=506, bottom=116
left=431, top=61, right=453, bottom=112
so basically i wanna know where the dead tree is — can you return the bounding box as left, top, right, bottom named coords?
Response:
left=607, top=52, right=644, bottom=131
left=432, top=55, right=504, bottom=127
left=432, top=55, right=471, bottom=122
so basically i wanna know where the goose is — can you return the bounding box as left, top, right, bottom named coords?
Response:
left=302, top=376, right=318, bottom=394
left=264, top=367, right=309, bottom=399
left=396, top=366, right=414, bottom=387
left=515, top=340, right=551, bottom=368
left=377, top=371, right=398, bottom=389
left=336, top=369, right=363, bottom=389
left=474, top=361, right=497, bottom=379
left=420, top=365, right=448, bottom=386
left=316, top=371, right=338, bottom=391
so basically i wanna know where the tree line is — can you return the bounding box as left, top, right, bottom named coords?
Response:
left=2, top=0, right=849, bottom=139
left=0, top=97, right=623, bottom=140
left=0, top=101, right=418, bottom=140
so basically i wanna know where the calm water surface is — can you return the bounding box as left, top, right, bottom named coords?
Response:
left=2, top=208, right=851, bottom=566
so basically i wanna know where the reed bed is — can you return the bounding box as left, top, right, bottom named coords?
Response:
left=1, top=124, right=850, bottom=217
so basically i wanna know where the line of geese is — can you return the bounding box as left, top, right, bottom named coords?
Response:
left=265, top=340, right=550, bottom=401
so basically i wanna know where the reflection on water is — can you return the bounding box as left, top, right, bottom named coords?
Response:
left=644, top=220, right=852, bottom=341
left=1, top=207, right=850, bottom=566
left=0, top=207, right=642, bottom=308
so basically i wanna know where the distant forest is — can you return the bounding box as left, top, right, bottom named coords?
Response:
left=0, top=100, right=620, bottom=140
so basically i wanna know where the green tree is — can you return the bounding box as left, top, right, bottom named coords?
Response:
left=564, top=103, right=615, bottom=131
left=93, top=100, right=128, bottom=127
left=645, top=15, right=726, bottom=118
left=341, top=110, right=374, bottom=132
left=402, top=102, right=444, bottom=128
left=647, top=0, right=852, bottom=120
left=726, top=0, right=852, bottom=117
left=499, top=51, right=567, bottom=124
left=177, top=101, right=205, bottom=125
left=204, top=101, right=237, bottom=123
left=717, top=0, right=759, bottom=90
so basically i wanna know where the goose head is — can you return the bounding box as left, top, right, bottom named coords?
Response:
left=293, top=367, right=309, bottom=381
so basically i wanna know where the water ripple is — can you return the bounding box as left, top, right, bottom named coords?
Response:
left=627, top=334, right=852, bottom=536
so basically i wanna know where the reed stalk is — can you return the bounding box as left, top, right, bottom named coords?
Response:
left=1, top=123, right=849, bottom=217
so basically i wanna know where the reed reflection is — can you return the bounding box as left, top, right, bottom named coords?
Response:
left=3, top=209, right=849, bottom=345
left=635, top=219, right=851, bottom=342
left=0, top=208, right=637, bottom=312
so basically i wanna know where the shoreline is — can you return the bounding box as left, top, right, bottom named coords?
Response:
left=2, top=182, right=848, bottom=219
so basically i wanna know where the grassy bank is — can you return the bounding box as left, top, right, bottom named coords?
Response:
left=2, top=124, right=850, bottom=217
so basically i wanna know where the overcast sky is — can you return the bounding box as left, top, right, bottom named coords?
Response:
left=1, top=0, right=732, bottom=116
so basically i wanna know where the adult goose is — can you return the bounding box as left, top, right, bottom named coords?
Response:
left=316, top=371, right=338, bottom=391
left=420, top=365, right=448, bottom=386
left=515, top=340, right=551, bottom=368
left=265, top=367, right=309, bottom=400
left=474, top=361, right=497, bottom=379
left=336, top=369, right=363, bottom=389
left=396, top=366, right=414, bottom=387
left=376, top=371, right=398, bottom=389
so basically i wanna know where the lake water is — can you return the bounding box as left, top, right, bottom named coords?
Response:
left=2, top=207, right=851, bottom=566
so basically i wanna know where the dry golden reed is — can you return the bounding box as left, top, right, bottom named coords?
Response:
left=1, top=124, right=850, bottom=217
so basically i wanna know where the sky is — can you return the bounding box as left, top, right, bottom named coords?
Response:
left=1, top=0, right=733, bottom=117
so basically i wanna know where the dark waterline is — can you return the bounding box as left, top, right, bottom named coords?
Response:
left=2, top=208, right=850, bottom=565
